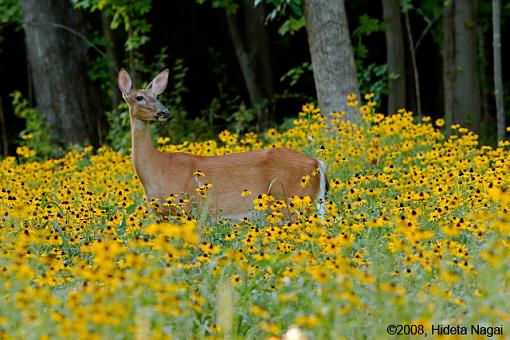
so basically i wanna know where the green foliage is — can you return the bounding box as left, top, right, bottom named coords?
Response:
left=10, top=91, right=57, bottom=159
left=104, top=103, right=131, bottom=153
left=72, top=0, right=152, bottom=51
left=356, top=14, right=386, bottom=36
left=72, top=0, right=153, bottom=89
left=352, top=15, right=386, bottom=61
left=280, top=61, right=312, bottom=87
left=195, top=0, right=239, bottom=13
left=400, top=0, right=413, bottom=13
left=85, top=31, right=116, bottom=107
left=351, top=14, right=386, bottom=102
left=277, top=14, right=305, bottom=36
left=257, top=0, right=305, bottom=35
left=358, top=64, right=387, bottom=106
left=167, top=58, right=189, bottom=110
left=0, top=0, right=21, bottom=26
left=0, top=0, right=22, bottom=47
left=259, top=0, right=303, bottom=20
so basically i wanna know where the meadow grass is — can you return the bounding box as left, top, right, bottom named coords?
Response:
left=1, top=99, right=510, bottom=339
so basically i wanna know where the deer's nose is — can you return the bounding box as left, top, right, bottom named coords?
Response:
left=156, top=107, right=170, bottom=119
left=158, top=107, right=169, bottom=115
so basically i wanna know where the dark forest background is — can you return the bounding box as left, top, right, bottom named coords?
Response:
left=0, top=0, right=509, bottom=157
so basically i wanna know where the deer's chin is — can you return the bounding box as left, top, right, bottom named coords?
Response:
left=133, top=116, right=165, bottom=122
left=154, top=115, right=169, bottom=121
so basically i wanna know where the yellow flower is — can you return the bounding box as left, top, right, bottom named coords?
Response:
left=230, top=274, right=242, bottom=287
left=267, top=212, right=282, bottom=224
left=195, top=183, right=213, bottom=198
left=224, top=232, right=238, bottom=240
left=157, top=136, right=170, bottom=144
left=250, top=305, right=270, bottom=318
left=193, top=170, right=205, bottom=177
left=253, top=193, right=275, bottom=211
left=364, top=93, right=375, bottom=100
left=330, top=178, right=342, bottom=190
left=295, top=315, right=320, bottom=328
left=300, top=175, right=310, bottom=188
left=441, top=270, right=459, bottom=283
left=258, top=322, right=280, bottom=335
left=359, top=105, right=371, bottom=115
left=310, top=267, right=328, bottom=283
left=16, top=146, right=36, bottom=158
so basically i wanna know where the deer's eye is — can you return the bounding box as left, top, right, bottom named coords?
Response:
left=136, top=96, right=144, bottom=101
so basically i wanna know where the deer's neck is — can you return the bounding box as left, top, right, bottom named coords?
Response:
left=130, top=118, right=158, bottom=185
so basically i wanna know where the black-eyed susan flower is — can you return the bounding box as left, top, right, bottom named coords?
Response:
left=230, top=274, right=242, bottom=287
left=300, top=175, right=310, bottom=188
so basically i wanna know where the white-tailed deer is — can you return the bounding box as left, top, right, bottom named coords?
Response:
left=118, top=68, right=327, bottom=219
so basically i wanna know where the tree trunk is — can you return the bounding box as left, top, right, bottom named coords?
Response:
left=492, top=0, right=505, bottom=141
left=443, top=2, right=455, bottom=128
left=226, top=0, right=274, bottom=131
left=382, top=0, right=406, bottom=114
left=21, top=0, right=101, bottom=147
left=453, top=0, right=481, bottom=132
left=304, top=0, right=359, bottom=122
left=478, top=26, right=490, bottom=127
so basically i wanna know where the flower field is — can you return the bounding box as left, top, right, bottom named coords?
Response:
left=1, top=101, right=510, bottom=339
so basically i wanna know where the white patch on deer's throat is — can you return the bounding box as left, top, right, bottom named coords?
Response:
left=133, top=119, right=148, bottom=131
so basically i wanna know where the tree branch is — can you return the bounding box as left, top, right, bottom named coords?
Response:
left=414, top=2, right=453, bottom=52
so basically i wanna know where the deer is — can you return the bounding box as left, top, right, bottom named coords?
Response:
left=118, top=68, right=328, bottom=219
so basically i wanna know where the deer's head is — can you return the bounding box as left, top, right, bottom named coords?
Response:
left=118, top=69, right=170, bottom=121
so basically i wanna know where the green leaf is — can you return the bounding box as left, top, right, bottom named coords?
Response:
left=389, top=72, right=402, bottom=81
left=355, top=15, right=385, bottom=37
left=280, top=62, right=312, bottom=87
left=278, top=15, right=305, bottom=36
left=400, top=0, right=414, bottom=12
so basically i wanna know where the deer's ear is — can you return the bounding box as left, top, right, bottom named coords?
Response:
left=118, top=68, right=132, bottom=95
left=147, top=69, right=169, bottom=95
